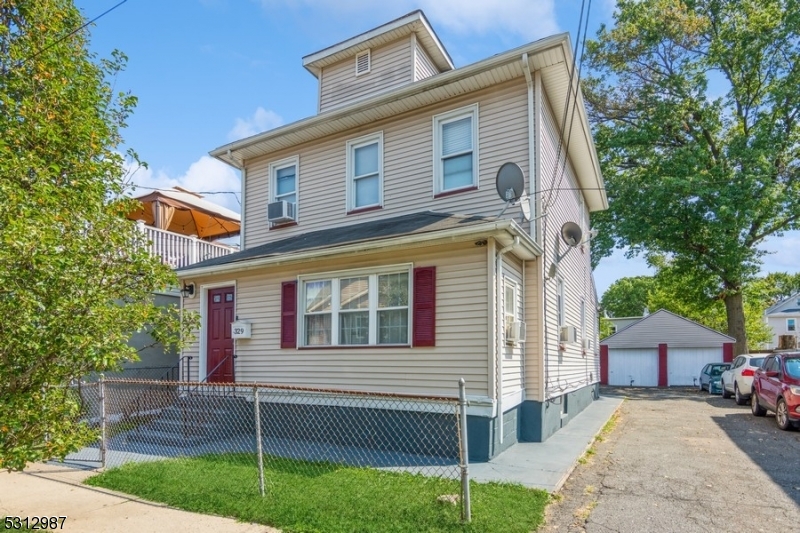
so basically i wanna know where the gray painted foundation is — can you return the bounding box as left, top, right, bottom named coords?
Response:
left=519, top=383, right=600, bottom=443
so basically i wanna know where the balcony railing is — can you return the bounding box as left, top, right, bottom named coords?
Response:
left=138, top=223, right=238, bottom=269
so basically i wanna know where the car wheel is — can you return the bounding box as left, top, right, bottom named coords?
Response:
left=734, top=383, right=747, bottom=406
left=776, top=399, right=792, bottom=431
left=751, top=390, right=767, bottom=417
left=722, top=380, right=732, bottom=399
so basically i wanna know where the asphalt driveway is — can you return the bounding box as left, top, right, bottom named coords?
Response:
left=544, top=387, right=800, bottom=532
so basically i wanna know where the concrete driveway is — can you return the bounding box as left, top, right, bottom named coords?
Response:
left=544, top=387, right=800, bottom=532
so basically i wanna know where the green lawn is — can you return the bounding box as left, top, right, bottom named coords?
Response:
left=85, top=454, right=547, bottom=532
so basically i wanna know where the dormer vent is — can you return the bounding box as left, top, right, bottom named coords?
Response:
left=355, top=50, right=371, bottom=76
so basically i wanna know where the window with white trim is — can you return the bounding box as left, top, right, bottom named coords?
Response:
left=580, top=298, right=586, bottom=342
left=788, top=318, right=796, bottom=332
left=269, top=157, right=298, bottom=219
left=346, top=132, right=383, bottom=211
left=301, top=266, right=410, bottom=346
left=556, top=278, right=565, bottom=327
left=433, top=104, right=478, bottom=194
left=504, top=280, right=517, bottom=342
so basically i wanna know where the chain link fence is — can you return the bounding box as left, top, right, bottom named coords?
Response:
left=65, top=377, right=472, bottom=521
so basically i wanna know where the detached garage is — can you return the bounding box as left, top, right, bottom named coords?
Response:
left=600, top=310, right=735, bottom=387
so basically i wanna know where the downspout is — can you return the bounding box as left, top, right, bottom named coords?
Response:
left=496, top=236, right=519, bottom=445
left=521, top=53, right=540, bottom=245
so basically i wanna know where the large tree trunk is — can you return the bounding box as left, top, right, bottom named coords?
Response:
left=724, top=292, right=748, bottom=355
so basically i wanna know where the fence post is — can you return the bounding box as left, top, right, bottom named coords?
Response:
left=254, top=386, right=265, bottom=497
left=99, top=374, right=107, bottom=468
left=458, top=378, right=471, bottom=523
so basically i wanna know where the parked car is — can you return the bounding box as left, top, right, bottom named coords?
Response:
left=721, top=354, right=766, bottom=405
left=751, top=352, right=800, bottom=430
left=699, top=363, right=731, bottom=394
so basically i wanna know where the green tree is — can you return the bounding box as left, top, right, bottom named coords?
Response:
left=600, top=276, right=655, bottom=317
left=586, top=0, right=800, bottom=355
left=0, top=1, right=194, bottom=470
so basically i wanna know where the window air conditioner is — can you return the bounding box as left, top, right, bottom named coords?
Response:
left=582, top=337, right=591, bottom=351
left=506, top=320, right=526, bottom=345
left=560, top=325, right=578, bottom=343
left=267, top=200, right=295, bottom=223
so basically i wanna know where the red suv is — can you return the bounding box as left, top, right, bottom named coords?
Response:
left=751, top=352, right=800, bottom=430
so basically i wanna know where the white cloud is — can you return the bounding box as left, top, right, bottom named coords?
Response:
left=124, top=155, right=241, bottom=214
left=227, top=107, right=284, bottom=141
left=261, top=0, right=559, bottom=41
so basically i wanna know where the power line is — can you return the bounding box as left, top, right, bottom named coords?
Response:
left=23, top=0, right=129, bottom=64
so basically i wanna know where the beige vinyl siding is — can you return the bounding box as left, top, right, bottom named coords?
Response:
left=414, top=41, right=438, bottom=81
left=319, top=37, right=413, bottom=113
left=243, top=80, right=530, bottom=250
left=524, top=257, right=543, bottom=400
left=181, top=242, right=490, bottom=397
left=501, top=254, right=524, bottom=395
left=539, top=94, right=598, bottom=400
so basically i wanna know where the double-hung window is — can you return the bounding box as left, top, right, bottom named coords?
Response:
left=788, top=318, right=796, bottom=332
left=433, top=104, right=478, bottom=195
left=301, top=266, right=410, bottom=346
left=270, top=156, right=298, bottom=221
left=346, top=132, right=383, bottom=212
left=556, top=278, right=565, bottom=327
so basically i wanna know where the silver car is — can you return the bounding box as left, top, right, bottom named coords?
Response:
left=721, top=354, right=767, bottom=405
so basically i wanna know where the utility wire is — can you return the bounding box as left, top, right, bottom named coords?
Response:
left=23, top=0, right=129, bottom=64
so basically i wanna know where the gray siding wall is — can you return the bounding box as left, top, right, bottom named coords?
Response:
left=414, top=41, right=438, bottom=81
left=602, top=311, right=732, bottom=348
left=243, top=80, right=530, bottom=250
left=539, top=94, right=599, bottom=401
left=319, top=37, right=413, bottom=113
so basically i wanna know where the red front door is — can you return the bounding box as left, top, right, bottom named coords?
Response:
left=207, top=286, right=235, bottom=383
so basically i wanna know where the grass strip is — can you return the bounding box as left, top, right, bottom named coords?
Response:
left=86, top=453, right=547, bottom=532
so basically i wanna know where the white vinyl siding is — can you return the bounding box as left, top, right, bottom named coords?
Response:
left=319, top=37, right=413, bottom=112
left=540, top=92, right=599, bottom=399
left=414, top=41, right=438, bottom=81
left=346, top=132, right=383, bottom=211
left=181, top=242, right=491, bottom=397
left=242, top=81, right=530, bottom=249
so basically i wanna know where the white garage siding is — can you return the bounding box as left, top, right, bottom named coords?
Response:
left=608, top=348, right=659, bottom=387
left=668, top=347, right=722, bottom=386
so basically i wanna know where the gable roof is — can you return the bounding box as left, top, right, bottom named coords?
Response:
left=176, top=211, right=541, bottom=277
left=601, top=309, right=734, bottom=349
left=765, top=292, right=800, bottom=315
left=302, top=10, right=453, bottom=77
left=211, top=32, right=608, bottom=213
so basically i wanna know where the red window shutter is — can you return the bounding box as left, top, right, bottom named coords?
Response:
left=281, top=281, right=297, bottom=348
left=413, top=266, right=436, bottom=347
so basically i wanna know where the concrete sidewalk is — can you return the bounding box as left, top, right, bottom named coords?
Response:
left=0, top=463, right=278, bottom=533
left=0, top=395, right=621, bottom=532
left=470, top=394, right=624, bottom=492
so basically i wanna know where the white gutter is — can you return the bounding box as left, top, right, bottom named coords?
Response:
left=521, top=53, right=540, bottom=245
left=496, top=236, right=519, bottom=444
left=178, top=218, right=542, bottom=279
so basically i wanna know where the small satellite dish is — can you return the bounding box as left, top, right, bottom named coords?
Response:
left=519, top=196, right=531, bottom=221
left=560, top=222, right=582, bottom=247
left=496, top=162, right=525, bottom=202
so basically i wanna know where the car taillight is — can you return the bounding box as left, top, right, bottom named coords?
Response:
left=742, top=368, right=754, bottom=377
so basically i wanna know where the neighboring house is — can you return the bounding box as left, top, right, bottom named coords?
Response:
left=600, top=310, right=735, bottom=387
left=763, top=292, right=800, bottom=350
left=123, top=187, right=240, bottom=375
left=176, top=11, right=607, bottom=461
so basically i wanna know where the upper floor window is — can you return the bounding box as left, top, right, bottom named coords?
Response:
left=346, top=132, right=383, bottom=212
left=788, top=318, right=796, bottom=332
left=433, top=104, right=478, bottom=195
left=269, top=156, right=298, bottom=223
left=556, top=278, right=565, bottom=327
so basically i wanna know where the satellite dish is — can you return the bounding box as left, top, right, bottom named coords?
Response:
left=519, top=195, right=531, bottom=221
left=496, top=162, right=525, bottom=202
left=560, top=222, right=582, bottom=247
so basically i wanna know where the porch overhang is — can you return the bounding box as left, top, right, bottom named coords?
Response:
left=176, top=212, right=541, bottom=279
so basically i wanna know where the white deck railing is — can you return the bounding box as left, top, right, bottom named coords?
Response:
left=138, top=223, right=238, bottom=269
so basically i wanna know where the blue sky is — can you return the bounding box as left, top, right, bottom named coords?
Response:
left=74, top=0, right=800, bottom=296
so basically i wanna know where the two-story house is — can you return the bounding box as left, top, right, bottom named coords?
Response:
left=176, top=11, right=607, bottom=461
left=764, top=293, right=800, bottom=350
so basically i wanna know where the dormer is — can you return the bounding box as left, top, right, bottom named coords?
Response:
left=303, top=10, right=454, bottom=113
